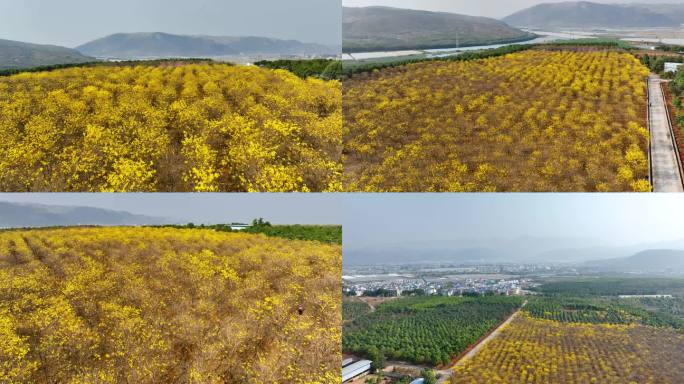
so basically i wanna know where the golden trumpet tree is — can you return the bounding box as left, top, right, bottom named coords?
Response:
left=343, top=50, right=651, bottom=192
left=0, top=64, right=342, bottom=192
left=0, top=227, right=341, bottom=383
left=452, top=314, right=684, bottom=384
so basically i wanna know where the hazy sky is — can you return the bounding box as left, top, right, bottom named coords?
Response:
left=0, top=0, right=341, bottom=47
left=343, top=0, right=684, bottom=19
left=344, top=194, right=684, bottom=250
left=0, top=194, right=341, bottom=225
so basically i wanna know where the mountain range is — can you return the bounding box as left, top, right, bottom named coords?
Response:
left=75, top=32, right=339, bottom=59
left=0, top=201, right=170, bottom=228
left=583, top=249, right=684, bottom=274
left=0, top=39, right=93, bottom=70
left=343, top=6, right=535, bottom=52
left=503, top=1, right=684, bottom=29
left=0, top=33, right=338, bottom=70
left=344, top=236, right=684, bottom=275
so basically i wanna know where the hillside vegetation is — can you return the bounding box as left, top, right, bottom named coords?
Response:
left=161, top=222, right=343, bottom=244
left=255, top=59, right=342, bottom=80
left=0, top=227, right=341, bottom=383
left=0, top=63, right=341, bottom=192
left=0, top=201, right=163, bottom=228
left=75, top=32, right=336, bottom=59
left=0, top=39, right=93, bottom=70
left=344, top=50, right=650, bottom=192
left=242, top=224, right=342, bottom=244
left=503, top=1, right=681, bottom=29
left=343, top=6, right=534, bottom=52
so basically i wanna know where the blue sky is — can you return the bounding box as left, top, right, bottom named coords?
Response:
left=0, top=0, right=341, bottom=47
left=4, top=193, right=684, bottom=251
left=0, top=193, right=342, bottom=225
left=343, top=193, right=684, bottom=249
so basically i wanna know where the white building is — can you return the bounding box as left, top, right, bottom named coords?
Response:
left=230, top=224, right=251, bottom=231
left=665, top=62, right=683, bottom=73
left=342, top=360, right=372, bottom=382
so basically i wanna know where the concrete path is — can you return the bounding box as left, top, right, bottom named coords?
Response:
left=649, top=75, right=684, bottom=192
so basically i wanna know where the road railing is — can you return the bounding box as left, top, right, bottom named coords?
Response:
left=647, top=76, right=653, bottom=186
left=659, top=80, right=684, bottom=190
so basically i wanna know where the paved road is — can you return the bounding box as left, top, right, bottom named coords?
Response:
left=649, top=75, right=684, bottom=192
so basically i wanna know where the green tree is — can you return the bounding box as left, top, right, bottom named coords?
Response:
left=366, top=346, right=386, bottom=373
left=422, top=369, right=437, bottom=384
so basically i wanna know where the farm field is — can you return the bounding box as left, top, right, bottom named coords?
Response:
left=0, top=227, right=341, bottom=383
left=535, top=277, right=684, bottom=296
left=343, top=50, right=651, bottom=192
left=0, top=62, right=341, bottom=192
left=524, top=296, right=684, bottom=328
left=342, top=298, right=372, bottom=323
left=157, top=222, right=343, bottom=244
left=451, top=314, right=684, bottom=384
left=342, top=296, right=523, bottom=366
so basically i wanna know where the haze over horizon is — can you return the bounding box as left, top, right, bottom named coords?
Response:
left=343, top=194, right=684, bottom=256
left=0, top=0, right=341, bottom=47
left=342, top=0, right=684, bottom=19
left=0, top=194, right=341, bottom=226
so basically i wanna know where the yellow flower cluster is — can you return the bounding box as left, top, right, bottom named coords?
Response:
left=451, top=314, right=684, bottom=384
left=0, top=63, right=341, bottom=192
left=344, top=50, right=651, bottom=191
left=0, top=227, right=341, bottom=383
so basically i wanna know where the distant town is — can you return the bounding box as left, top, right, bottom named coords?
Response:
left=342, top=263, right=586, bottom=298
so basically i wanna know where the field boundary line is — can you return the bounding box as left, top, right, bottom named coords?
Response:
left=448, top=300, right=527, bottom=370
left=647, top=76, right=653, bottom=185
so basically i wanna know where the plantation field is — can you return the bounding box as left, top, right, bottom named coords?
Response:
left=0, top=227, right=341, bottom=383
left=342, top=298, right=372, bottom=323
left=241, top=224, right=342, bottom=244
left=255, top=59, right=342, bottom=80
left=343, top=50, right=651, bottom=192
left=0, top=63, right=341, bottom=192
left=157, top=223, right=343, bottom=244
left=630, top=296, right=684, bottom=322
left=535, top=277, right=684, bottom=296
left=451, top=314, right=684, bottom=384
left=342, top=296, right=522, bottom=366
left=525, top=296, right=684, bottom=329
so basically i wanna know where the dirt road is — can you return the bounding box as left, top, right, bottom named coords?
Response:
left=438, top=301, right=528, bottom=383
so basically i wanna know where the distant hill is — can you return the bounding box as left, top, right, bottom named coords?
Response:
left=0, top=39, right=93, bottom=70
left=343, top=236, right=609, bottom=266
left=503, top=1, right=681, bottom=29
left=75, top=32, right=338, bottom=59
left=343, top=246, right=505, bottom=267
left=584, top=249, right=684, bottom=274
left=343, top=6, right=535, bottom=52
left=0, top=202, right=170, bottom=228
left=633, top=3, right=684, bottom=24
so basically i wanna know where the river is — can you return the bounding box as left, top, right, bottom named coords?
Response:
left=342, top=30, right=596, bottom=61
